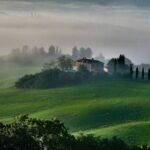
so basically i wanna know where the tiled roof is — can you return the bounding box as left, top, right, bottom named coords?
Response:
left=77, top=58, right=104, bottom=64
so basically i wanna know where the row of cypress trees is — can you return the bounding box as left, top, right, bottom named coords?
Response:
left=130, top=64, right=150, bottom=80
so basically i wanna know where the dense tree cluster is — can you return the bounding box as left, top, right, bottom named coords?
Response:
left=7, top=45, right=62, bottom=66
left=15, top=55, right=108, bottom=89
left=0, top=115, right=149, bottom=150
left=0, top=114, right=74, bottom=150
left=43, top=55, right=74, bottom=71
left=14, top=52, right=150, bottom=89
left=107, top=55, right=150, bottom=80
left=57, top=55, right=74, bottom=71
left=0, top=45, right=98, bottom=67
left=107, top=55, right=130, bottom=75
left=15, top=67, right=102, bottom=89
left=130, top=66, right=150, bottom=80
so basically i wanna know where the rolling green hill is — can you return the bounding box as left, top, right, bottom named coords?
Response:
left=78, top=121, right=150, bottom=146
left=0, top=79, right=149, bottom=145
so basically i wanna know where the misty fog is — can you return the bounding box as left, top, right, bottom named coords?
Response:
left=0, top=0, right=150, bottom=64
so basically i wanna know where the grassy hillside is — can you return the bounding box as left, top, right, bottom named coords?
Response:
left=0, top=66, right=41, bottom=88
left=0, top=80, right=149, bottom=145
left=78, top=121, right=150, bottom=145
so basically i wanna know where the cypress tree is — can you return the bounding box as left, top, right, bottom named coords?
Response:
left=142, top=68, right=145, bottom=80
left=148, top=69, right=150, bottom=80
left=136, top=67, right=139, bottom=79
left=130, top=64, right=133, bottom=78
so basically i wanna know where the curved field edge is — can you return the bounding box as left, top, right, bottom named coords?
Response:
left=0, top=80, right=149, bottom=145
left=75, top=121, right=150, bottom=146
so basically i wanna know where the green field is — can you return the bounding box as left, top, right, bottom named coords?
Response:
left=0, top=66, right=41, bottom=88
left=0, top=69, right=149, bottom=146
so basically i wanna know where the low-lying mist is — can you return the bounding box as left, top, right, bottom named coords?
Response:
left=0, top=0, right=150, bottom=64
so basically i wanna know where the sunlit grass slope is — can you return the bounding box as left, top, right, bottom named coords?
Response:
left=78, top=121, right=150, bottom=145
left=0, top=80, right=149, bottom=145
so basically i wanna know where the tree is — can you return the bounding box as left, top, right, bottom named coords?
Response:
left=0, top=115, right=75, bottom=150
left=136, top=67, right=139, bottom=79
left=85, top=47, right=93, bottom=58
left=72, top=46, right=79, bottom=60
left=142, top=68, right=145, bottom=80
left=32, top=46, right=38, bottom=54
left=118, top=55, right=125, bottom=65
left=79, top=47, right=86, bottom=59
left=48, top=45, right=56, bottom=56
left=42, top=61, right=57, bottom=71
left=57, top=55, right=74, bottom=71
left=130, top=64, right=134, bottom=78
left=114, top=59, right=117, bottom=74
left=79, top=47, right=93, bottom=59
left=39, top=47, right=46, bottom=55
left=22, top=45, right=29, bottom=54
left=1, top=115, right=148, bottom=150
left=148, top=69, right=150, bottom=80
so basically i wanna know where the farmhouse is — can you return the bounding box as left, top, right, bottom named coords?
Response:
left=76, top=57, right=104, bottom=73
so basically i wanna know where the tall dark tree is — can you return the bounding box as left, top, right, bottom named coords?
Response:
left=148, top=69, right=150, bottom=80
left=142, top=68, right=145, bottom=80
left=136, top=67, right=139, bottom=79
left=130, top=64, right=134, bottom=78
left=118, top=55, right=125, bottom=65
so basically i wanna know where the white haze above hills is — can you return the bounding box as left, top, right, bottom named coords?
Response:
left=0, top=0, right=150, bottom=64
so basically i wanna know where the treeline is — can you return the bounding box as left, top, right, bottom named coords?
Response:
left=15, top=54, right=150, bottom=89
left=15, top=68, right=103, bottom=89
left=15, top=54, right=107, bottom=89
left=3, top=45, right=62, bottom=66
left=72, top=46, right=92, bottom=60
left=129, top=65, right=150, bottom=80
left=0, top=114, right=149, bottom=150
left=0, top=45, right=105, bottom=67
left=72, top=46, right=105, bottom=62
left=108, top=55, right=150, bottom=80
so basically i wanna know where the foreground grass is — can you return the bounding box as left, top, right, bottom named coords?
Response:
left=0, top=80, right=149, bottom=145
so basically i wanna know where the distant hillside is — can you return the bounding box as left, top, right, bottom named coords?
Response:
left=0, top=66, right=41, bottom=88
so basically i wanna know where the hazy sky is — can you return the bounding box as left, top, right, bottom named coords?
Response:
left=0, top=0, right=150, bottom=64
